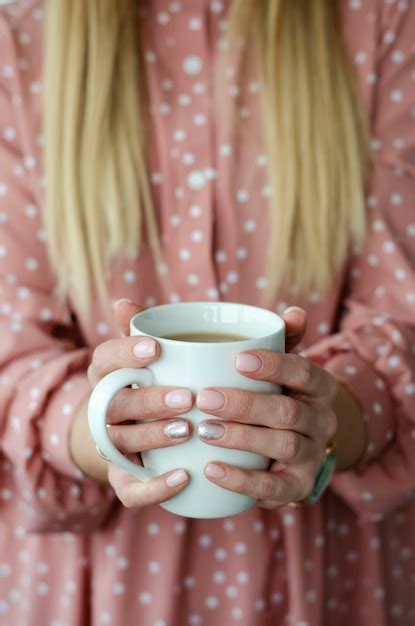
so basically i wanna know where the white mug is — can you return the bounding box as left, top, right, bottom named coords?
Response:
left=88, top=302, right=285, bottom=519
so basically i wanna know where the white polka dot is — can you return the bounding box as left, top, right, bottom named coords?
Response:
left=182, top=152, right=195, bottom=165
left=178, top=93, right=191, bottom=106
left=170, top=214, right=181, bottom=228
left=0, top=182, right=8, bottom=196
left=148, top=561, right=160, bottom=574
left=355, top=51, right=367, bottom=64
left=244, top=219, right=256, bottom=233
left=3, top=127, right=16, bottom=141
left=49, top=434, right=59, bottom=446
left=205, top=595, right=219, bottom=609
left=236, top=247, right=248, bottom=260
left=390, top=192, right=402, bottom=205
left=123, top=270, right=136, bottom=284
left=199, top=534, right=212, bottom=547
left=283, top=513, right=295, bottom=527
left=105, top=544, right=116, bottom=557
left=147, top=523, right=160, bottom=535
left=256, top=154, right=268, bottom=167
left=220, top=144, right=232, bottom=156
left=236, top=571, right=249, bottom=584
left=231, top=607, right=243, bottom=620
left=234, top=542, right=246, bottom=555
left=271, top=592, right=283, bottom=604
left=226, top=271, right=238, bottom=284
left=36, top=582, right=49, bottom=595
left=174, top=520, right=187, bottom=533
left=96, top=322, right=109, bottom=336
left=189, top=615, right=202, bottom=625
left=30, top=81, right=42, bottom=94
left=215, top=548, right=227, bottom=561
left=395, top=268, right=406, bottom=281
left=183, top=576, right=196, bottom=588
left=0, top=564, right=12, bottom=577
left=189, top=205, right=202, bottom=218
left=207, top=287, right=219, bottom=299
left=138, top=591, right=153, bottom=605
left=191, top=230, right=203, bottom=242
left=116, top=557, right=129, bottom=570
left=194, top=114, right=206, bottom=126
left=383, top=31, right=396, bottom=45
left=187, top=170, right=205, bottom=190
left=256, top=277, right=268, bottom=290
left=100, top=611, right=112, bottom=624
left=25, top=257, right=38, bottom=271
left=390, top=90, right=403, bottom=103
left=183, top=55, right=203, bottom=75
left=179, top=248, right=191, bottom=261
left=187, top=274, right=200, bottom=286
left=215, top=250, right=227, bottom=263
left=210, top=1, right=224, bottom=12
left=189, top=17, right=202, bottom=30
left=157, top=11, right=170, bottom=24
left=236, top=190, right=249, bottom=203
left=212, top=570, right=226, bottom=584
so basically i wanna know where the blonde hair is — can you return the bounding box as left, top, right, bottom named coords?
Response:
left=44, top=0, right=369, bottom=314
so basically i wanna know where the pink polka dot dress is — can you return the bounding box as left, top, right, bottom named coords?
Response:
left=1, top=1, right=415, bottom=625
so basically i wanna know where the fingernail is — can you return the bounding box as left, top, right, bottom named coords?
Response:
left=197, top=390, right=225, bottom=410
left=164, top=420, right=189, bottom=439
left=133, top=338, right=156, bottom=359
left=166, top=469, right=189, bottom=487
left=165, top=389, right=192, bottom=409
left=236, top=354, right=262, bottom=372
left=198, top=421, right=225, bottom=440
left=283, top=306, right=305, bottom=315
left=205, top=463, right=226, bottom=479
left=113, top=298, right=133, bottom=309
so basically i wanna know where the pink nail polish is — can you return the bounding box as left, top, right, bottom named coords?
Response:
left=205, top=463, right=226, bottom=479
left=165, top=389, right=192, bottom=409
left=197, top=390, right=225, bottom=410
left=133, top=338, right=156, bottom=359
left=236, top=354, right=262, bottom=372
left=166, top=469, right=188, bottom=487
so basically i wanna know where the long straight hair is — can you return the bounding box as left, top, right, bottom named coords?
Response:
left=44, top=0, right=369, bottom=313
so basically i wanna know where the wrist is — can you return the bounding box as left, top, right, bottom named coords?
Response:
left=69, top=393, right=109, bottom=483
left=332, top=381, right=366, bottom=472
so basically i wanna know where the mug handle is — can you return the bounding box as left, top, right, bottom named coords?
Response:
left=88, top=368, right=157, bottom=480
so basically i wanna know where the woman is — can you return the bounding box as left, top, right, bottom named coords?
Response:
left=0, top=0, right=414, bottom=624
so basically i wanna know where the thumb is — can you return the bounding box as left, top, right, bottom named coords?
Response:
left=113, top=299, right=145, bottom=337
left=282, top=306, right=307, bottom=352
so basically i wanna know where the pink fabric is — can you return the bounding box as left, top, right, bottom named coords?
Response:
left=0, top=0, right=414, bottom=624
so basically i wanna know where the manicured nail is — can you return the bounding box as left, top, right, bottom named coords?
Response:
left=165, top=389, right=192, bottom=409
left=205, top=463, right=226, bottom=479
left=133, top=338, right=156, bottom=359
left=197, top=390, right=225, bottom=410
left=164, top=420, right=189, bottom=439
left=198, top=421, right=225, bottom=440
left=283, top=306, right=306, bottom=315
left=236, top=353, right=262, bottom=372
left=113, top=298, right=133, bottom=309
left=166, top=469, right=189, bottom=487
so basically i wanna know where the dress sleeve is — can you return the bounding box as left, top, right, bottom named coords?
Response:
left=304, top=2, right=415, bottom=521
left=0, top=17, right=115, bottom=533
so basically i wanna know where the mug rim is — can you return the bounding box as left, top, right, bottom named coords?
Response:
left=130, top=301, right=285, bottom=346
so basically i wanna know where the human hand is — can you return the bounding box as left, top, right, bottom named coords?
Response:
left=195, top=307, right=338, bottom=509
left=86, top=299, right=194, bottom=507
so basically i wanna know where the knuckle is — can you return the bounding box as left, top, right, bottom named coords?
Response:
left=108, top=427, right=126, bottom=451
left=297, top=356, right=313, bottom=387
left=270, top=352, right=284, bottom=380
left=259, top=474, right=278, bottom=500
left=234, top=391, right=254, bottom=420
left=280, top=431, right=300, bottom=461
left=119, top=483, right=141, bottom=509
left=236, top=425, right=254, bottom=450
left=281, top=397, right=300, bottom=429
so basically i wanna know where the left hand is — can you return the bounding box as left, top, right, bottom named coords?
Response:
left=196, top=307, right=338, bottom=509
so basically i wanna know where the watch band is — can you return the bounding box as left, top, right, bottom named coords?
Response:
left=289, top=440, right=337, bottom=508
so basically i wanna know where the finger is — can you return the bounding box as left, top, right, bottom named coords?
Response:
left=282, top=306, right=307, bottom=353
left=235, top=351, right=335, bottom=398
left=108, top=462, right=190, bottom=509
left=113, top=299, right=144, bottom=337
left=196, top=388, right=313, bottom=436
left=203, top=461, right=307, bottom=505
left=88, top=336, right=160, bottom=385
left=197, top=421, right=312, bottom=463
left=107, top=386, right=193, bottom=424
left=108, top=418, right=192, bottom=454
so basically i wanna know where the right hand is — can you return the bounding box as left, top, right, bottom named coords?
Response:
left=87, top=299, right=193, bottom=508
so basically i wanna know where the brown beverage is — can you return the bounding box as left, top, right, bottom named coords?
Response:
left=165, top=332, right=250, bottom=343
